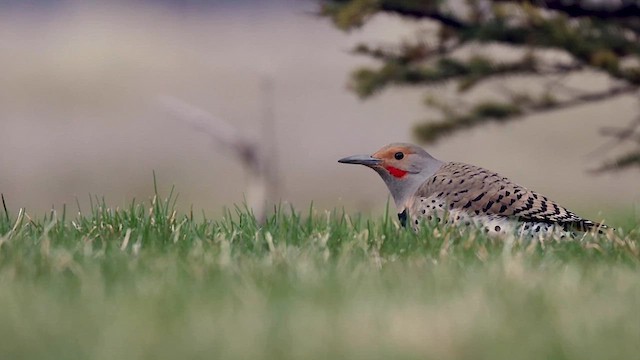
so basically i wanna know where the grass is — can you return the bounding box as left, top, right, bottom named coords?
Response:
left=0, top=189, right=638, bottom=360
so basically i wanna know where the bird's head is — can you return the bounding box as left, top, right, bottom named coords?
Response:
left=338, top=143, right=443, bottom=210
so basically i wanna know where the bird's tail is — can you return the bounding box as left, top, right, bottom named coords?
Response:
left=572, top=219, right=610, bottom=234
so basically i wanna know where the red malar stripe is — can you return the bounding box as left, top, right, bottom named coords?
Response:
left=386, top=166, right=407, bottom=178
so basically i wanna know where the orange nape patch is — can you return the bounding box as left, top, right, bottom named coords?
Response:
left=386, top=166, right=407, bottom=178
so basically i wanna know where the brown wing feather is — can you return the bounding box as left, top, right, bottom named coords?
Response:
left=415, top=162, right=602, bottom=231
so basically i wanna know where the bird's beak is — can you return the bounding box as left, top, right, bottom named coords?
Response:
left=338, top=154, right=382, bottom=166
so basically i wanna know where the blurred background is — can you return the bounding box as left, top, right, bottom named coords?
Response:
left=1, top=0, right=638, bottom=219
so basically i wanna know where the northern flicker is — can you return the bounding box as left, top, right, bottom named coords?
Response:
left=339, top=143, right=606, bottom=237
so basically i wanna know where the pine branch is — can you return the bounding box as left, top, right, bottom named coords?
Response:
left=319, top=0, right=469, bottom=30
left=378, top=2, right=468, bottom=29
left=319, top=0, right=640, bottom=172
left=352, top=55, right=541, bottom=97
left=590, top=117, right=640, bottom=171
left=415, top=84, right=638, bottom=143
left=458, top=20, right=640, bottom=81
left=591, top=151, right=640, bottom=173
left=492, top=0, right=640, bottom=18
left=351, top=53, right=587, bottom=97
left=528, top=84, right=638, bottom=112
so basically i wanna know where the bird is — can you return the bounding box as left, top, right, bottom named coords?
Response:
left=338, top=143, right=606, bottom=237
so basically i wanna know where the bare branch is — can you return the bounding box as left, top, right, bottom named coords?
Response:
left=158, top=96, right=258, bottom=166
left=158, top=96, right=272, bottom=223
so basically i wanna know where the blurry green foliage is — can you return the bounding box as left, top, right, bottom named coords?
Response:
left=320, top=0, right=640, bottom=171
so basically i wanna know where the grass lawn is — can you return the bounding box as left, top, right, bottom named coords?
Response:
left=0, top=190, right=638, bottom=360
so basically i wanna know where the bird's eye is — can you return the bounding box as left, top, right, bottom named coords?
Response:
left=394, top=152, right=404, bottom=160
